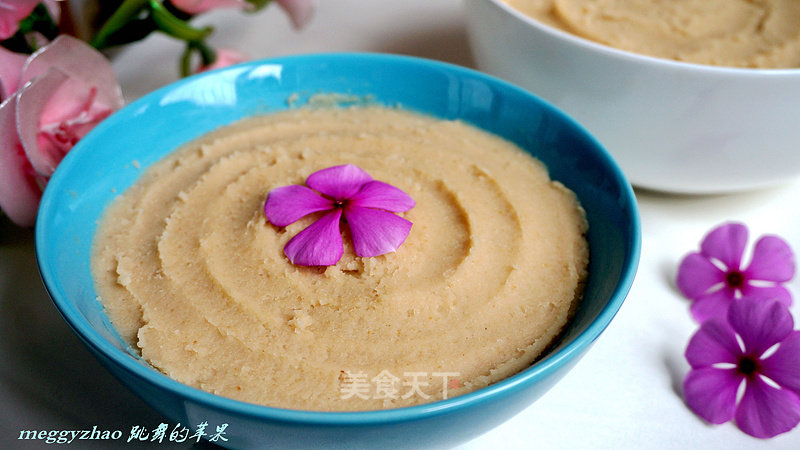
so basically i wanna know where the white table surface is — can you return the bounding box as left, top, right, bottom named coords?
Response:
left=3, top=1, right=800, bottom=448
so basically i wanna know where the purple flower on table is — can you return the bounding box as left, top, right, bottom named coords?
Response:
left=676, top=222, right=795, bottom=322
left=683, top=297, right=800, bottom=438
left=264, top=164, right=415, bottom=267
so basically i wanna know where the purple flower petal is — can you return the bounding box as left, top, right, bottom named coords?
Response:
left=343, top=206, right=412, bottom=258
left=264, top=185, right=333, bottom=227
left=740, top=284, right=793, bottom=309
left=700, top=223, right=748, bottom=270
left=728, top=298, right=794, bottom=357
left=283, top=209, right=343, bottom=266
left=689, top=289, right=735, bottom=323
left=266, top=164, right=415, bottom=267
left=677, top=252, right=725, bottom=300
left=683, top=367, right=740, bottom=425
left=735, top=376, right=800, bottom=439
left=685, top=318, right=740, bottom=368
left=760, top=331, right=800, bottom=395
left=349, top=180, right=416, bottom=212
left=306, top=164, right=372, bottom=200
left=744, top=235, right=795, bottom=282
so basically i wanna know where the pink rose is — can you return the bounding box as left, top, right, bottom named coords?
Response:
left=170, top=0, right=252, bottom=15
left=0, top=46, right=27, bottom=101
left=0, top=36, right=124, bottom=227
left=0, top=0, right=60, bottom=40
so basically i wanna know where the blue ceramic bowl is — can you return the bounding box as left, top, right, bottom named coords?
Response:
left=36, top=54, right=640, bottom=449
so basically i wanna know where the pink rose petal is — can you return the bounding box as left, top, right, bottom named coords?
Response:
left=685, top=318, right=740, bottom=368
left=744, top=235, right=795, bottom=282
left=729, top=298, right=794, bottom=357
left=344, top=205, right=412, bottom=258
left=700, top=223, right=748, bottom=270
left=307, top=164, right=373, bottom=200
left=276, top=0, right=315, bottom=29
left=735, top=376, right=800, bottom=439
left=15, top=67, right=113, bottom=179
left=15, top=67, right=69, bottom=177
left=0, top=0, right=39, bottom=40
left=683, top=367, right=740, bottom=425
left=349, top=180, right=416, bottom=213
left=17, top=66, right=117, bottom=179
left=283, top=209, right=343, bottom=266
left=0, top=46, right=27, bottom=100
left=264, top=184, right=332, bottom=227
left=677, top=252, right=726, bottom=299
left=0, top=95, right=42, bottom=227
left=170, top=0, right=251, bottom=14
left=21, top=35, right=124, bottom=110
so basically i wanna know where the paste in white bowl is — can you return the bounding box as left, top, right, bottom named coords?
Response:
left=504, top=0, right=800, bottom=68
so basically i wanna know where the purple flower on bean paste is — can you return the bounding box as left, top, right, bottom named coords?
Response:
left=677, top=222, right=795, bottom=322
left=264, top=164, right=415, bottom=266
left=683, top=297, right=800, bottom=438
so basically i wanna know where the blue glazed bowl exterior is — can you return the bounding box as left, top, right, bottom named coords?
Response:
left=35, top=53, right=640, bottom=449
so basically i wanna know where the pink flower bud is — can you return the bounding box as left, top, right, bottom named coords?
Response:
left=276, top=0, right=315, bottom=29
left=195, top=48, right=249, bottom=73
left=170, top=0, right=252, bottom=15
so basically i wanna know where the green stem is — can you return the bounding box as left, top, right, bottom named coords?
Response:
left=180, top=44, right=193, bottom=78
left=90, top=0, right=150, bottom=49
left=180, top=41, right=217, bottom=77
left=194, top=41, right=217, bottom=66
left=149, top=0, right=212, bottom=42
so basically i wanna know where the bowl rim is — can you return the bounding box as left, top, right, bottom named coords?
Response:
left=478, top=0, right=800, bottom=77
left=35, top=52, right=641, bottom=425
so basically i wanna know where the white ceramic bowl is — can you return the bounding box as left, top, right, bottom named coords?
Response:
left=464, top=0, right=800, bottom=194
